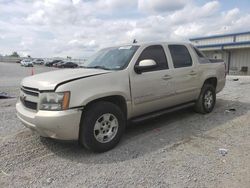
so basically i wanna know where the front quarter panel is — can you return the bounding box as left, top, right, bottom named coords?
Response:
left=55, top=70, right=131, bottom=109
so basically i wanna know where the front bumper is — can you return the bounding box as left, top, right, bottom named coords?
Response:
left=16, top=102, right=82, bottom=140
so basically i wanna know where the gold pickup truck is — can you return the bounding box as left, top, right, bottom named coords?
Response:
left=16, top=42, right=226, bottom=152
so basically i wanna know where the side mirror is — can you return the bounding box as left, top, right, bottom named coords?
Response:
left=134, top=59, right=157, bottom=74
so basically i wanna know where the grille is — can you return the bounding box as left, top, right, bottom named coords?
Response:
left=21, top=86, right=39, bottom=110
left=22, top=86, right=39, bottom=92
left=21, top=88, right=39, bottom=96
left=22, top=100, right=37, bottom=110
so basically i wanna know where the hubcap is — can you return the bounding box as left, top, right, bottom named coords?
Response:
left=204, top=90, right=213, bottom=109
left=94, top=113, right=119, bottom=143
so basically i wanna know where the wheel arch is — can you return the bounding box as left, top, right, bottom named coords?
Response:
left=83, top=95, right=128, bottom=119
left=203, top=77, right=217, bottom=89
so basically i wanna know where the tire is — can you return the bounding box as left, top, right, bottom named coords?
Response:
left=79, top=101, right=126, bottom=152
left=194, top=84, right=216, bottom=114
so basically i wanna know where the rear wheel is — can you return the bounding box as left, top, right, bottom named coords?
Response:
left=79, top=101, right=126, bottom=152
left=194, top=84, right=216, bottom=114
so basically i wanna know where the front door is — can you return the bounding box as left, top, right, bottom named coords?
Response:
left=130, top=45, right=175, bottom=117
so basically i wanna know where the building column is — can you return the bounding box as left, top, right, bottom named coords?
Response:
left=227, top=51, right=231, bottom=74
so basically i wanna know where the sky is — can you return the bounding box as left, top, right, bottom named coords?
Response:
left=0, top=0, right=250, bottom=58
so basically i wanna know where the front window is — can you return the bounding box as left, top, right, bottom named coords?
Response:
left=136, top=45, right=168, bottom=72
left=84, top=45, right=139, bottom=70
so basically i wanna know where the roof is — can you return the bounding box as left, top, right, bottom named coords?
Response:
left=196, top=41, right=250, bottom=49
left=110, top=41, right=192, bottom=48
left=189, top=31, right=250, bottom=41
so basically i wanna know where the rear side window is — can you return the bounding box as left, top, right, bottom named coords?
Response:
left=137, top=45, right=168, bottom=71
left=169, top=45, right=192, bottom=68
left=193, top=47, right=205, bottom=58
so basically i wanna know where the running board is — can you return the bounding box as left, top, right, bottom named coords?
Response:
left=131, top=102, right=195, bottom=123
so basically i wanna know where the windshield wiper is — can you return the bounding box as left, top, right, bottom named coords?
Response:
left=85, top=66, right=111, bottom=70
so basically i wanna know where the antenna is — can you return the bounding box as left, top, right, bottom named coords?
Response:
left=133, top=39, right=137, bottom=44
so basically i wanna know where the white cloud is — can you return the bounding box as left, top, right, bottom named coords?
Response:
left=0, top=0, right=249, bottom=58
left=68, top=39, right=98, bottom=49
left=26, top=10, right=46, bottom=24
left=222, top=8, right=240, bottom=24
left=174, top=23, right=202, bottom=38
left=138, top=0, right=187, bottom=13
left=169, top=1, right=220, bottom=24
left=97, top=0, right=137, bottom=10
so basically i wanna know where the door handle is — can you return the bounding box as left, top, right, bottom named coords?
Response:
left=189, top=71, right=197, bottom=76
left=162, top=75, right=172, bottom=80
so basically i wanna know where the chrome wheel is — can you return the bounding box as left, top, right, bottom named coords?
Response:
left=94, top=113, right=119, bottom=143
left=204, top=90, right=213, bottom=109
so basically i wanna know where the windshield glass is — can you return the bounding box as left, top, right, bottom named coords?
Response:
left=84, top=45, right=139, bottom=70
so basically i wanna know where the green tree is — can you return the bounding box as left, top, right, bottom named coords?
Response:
left=10, top=51, right=20, bottom=57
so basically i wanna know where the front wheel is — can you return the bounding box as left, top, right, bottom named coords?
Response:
left=194, top=84, right=216, bottom=114
left=79, top=101, right=126, bottom=152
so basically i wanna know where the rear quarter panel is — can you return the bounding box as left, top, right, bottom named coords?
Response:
left=198, top=62, right=226, bottom=93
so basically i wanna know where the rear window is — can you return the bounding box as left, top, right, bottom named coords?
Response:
left=169, top=45, right=192, bottom=68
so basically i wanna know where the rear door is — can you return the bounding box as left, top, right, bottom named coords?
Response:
left=168, top=44, right=200, bottom=103
left=130, top=45, right=175, bottom=116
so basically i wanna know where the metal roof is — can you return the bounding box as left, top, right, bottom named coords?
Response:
left=196, top=41, right=250, bottom=49
left=189, top=31, right=250, bottom=41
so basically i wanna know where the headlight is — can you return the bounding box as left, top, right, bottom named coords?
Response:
left=39, top=91, right=70, bottom=111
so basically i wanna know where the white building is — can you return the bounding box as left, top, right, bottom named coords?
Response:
left=190, top=31, right=250, bottom=75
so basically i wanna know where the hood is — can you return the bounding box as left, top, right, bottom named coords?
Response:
left=22, top=68, right=111, bottom=91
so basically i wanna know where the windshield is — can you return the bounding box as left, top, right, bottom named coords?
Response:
left=84, top=45, right=139, bottom=70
